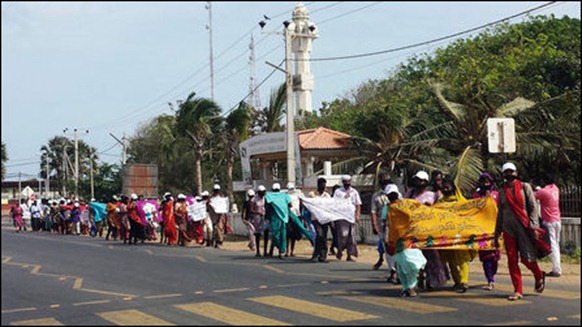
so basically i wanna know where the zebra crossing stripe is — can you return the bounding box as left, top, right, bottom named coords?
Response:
left=343, top=295, right=457, bottom=313
left=175, top=302, right=290, bottom=325
left=9, top=318, right=64, bottom=325
left=250, top=295, right=379, bottom=322
left=97, top=309, right=175, bottom=326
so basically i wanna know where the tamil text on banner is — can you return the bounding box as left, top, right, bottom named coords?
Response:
left=187, top=201, right=209, bottom=222
left=299, top=196, right=355, bottom=224
left=388, top=196, right=498, bottom=252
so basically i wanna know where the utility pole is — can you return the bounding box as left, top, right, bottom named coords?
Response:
left=18, top=172, right=21, bottom=201
left=64, top=128, right=88, bottom=200
left=260, top=4, right=317, bottom=185
left=89, top=151, right=94, bottom=200
left=110, top=132, right=127, bottom=165
left=46, top=154, right=50, bottom=197
left=206, top=1, right=215, bottom=100
left=284, top=26, right=295, bottom=185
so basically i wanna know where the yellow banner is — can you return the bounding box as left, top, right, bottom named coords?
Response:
left=388, top=196, right=499, bottom=252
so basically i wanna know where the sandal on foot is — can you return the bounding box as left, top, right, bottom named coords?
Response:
left=535, top=272, right=546, bottom=293
left=508, top=293, right=523, bottom=301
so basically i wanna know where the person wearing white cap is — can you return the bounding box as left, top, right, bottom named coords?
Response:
left=250, top=185, right=268, bottom=257
left=207, top=184, right=229, bottom=248
left=404, top=170, right=448, bottom=291
left=495, top=162, right=545, bottom=301
left=285, top=182, right=304, bottom=257
left=264, top=181, right=293, bottom=259
left=370, top=174, right=392, bottom=271
left=161, top=192, right=178, bottom=246
left=241, top=189, right=257, bottom=252
left=332, top=174, right=362, bottom=262
left=174, top=193, right=189, bottom=246
left=127, top=192, right=146, bottom=245
left=308, top=177, right=331, bottom=263
left=199, top=191, right=213, bottom=246
left=384, top=184, right=426, bottom=298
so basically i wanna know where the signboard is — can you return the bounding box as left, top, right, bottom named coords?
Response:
left=239, top=131, right=302, bottom=184
left=22, top=186, right=35, bottom=200
left=487, top=118, right=516, bottom=153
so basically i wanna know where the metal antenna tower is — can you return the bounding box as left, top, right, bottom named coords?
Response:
left=247, top=34, right=261, bottom=109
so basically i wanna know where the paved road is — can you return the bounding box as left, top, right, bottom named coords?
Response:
left=2, top=228, right=580, bottom=326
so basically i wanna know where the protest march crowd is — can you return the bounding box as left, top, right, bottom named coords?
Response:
left=9, top=162, right=563, bottom=301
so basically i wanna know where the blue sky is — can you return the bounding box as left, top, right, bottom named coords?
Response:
left=2, top=1, right=580, bottom=180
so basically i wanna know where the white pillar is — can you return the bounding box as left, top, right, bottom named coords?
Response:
left=291, top=3, right=318, bottom=115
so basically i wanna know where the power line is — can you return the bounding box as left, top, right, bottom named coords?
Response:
left=307, top=1, right=558, bottom=62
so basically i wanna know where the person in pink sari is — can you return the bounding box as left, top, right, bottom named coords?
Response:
left=11, top=199, right=25, bottom=232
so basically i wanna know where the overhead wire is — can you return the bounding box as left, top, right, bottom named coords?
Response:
left=306, top=1, right=558, bottom=62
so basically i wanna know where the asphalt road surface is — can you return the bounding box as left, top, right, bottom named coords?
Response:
left=2, top=229, right=580, bottom=325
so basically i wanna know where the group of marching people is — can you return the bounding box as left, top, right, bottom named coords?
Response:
left=375, top=162, right=554, bottom=301
left=10, top=161, right=560, bottom=302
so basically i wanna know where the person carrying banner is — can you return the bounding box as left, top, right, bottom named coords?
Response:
left=308, top=177, right=331, bottom=263
left=386, top=184, right=426, bottom=297
left=285, top=182, right=304, bottom=257
left=473, top=172, right=501, bottom=290
left=332, top=175, right=361, bottom=262
left=265, top=183, right=292, bottom=259
left=404, top=170, right=448, bottom=290
left=207, top=184, right=229, bottom=248
left=494, top=162, right=546, bottom=301
left=437, top=176, right=474, bottom=293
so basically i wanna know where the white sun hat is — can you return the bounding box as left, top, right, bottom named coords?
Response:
left=272, top=183, right=281, bottom=190
left=502, top=162, right=517, bottom=172
left=247, top=189, right=255, bottom=197
left=257, top=185, right=266, bottom=192
left=414, top=170, right=429, bottom=181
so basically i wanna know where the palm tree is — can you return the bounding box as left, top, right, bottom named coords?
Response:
left=174, top=92, right=223, bottom=194
left=255, top=83, right=286, bottom=133
left=41, top=136, right=73, bottom=196
left=421, top=81, right=579, bottom=195
left=222, top=102, right=252, bottom=204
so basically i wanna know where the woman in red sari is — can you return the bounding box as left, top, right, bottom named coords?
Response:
left=494, top=162, right=545, bottom=301
left=162, top=194, right=177, bottom=246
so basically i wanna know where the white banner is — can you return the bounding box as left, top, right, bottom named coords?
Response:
left=300, top=196, right=355, bottom=224
left=209, top=197, right=230, bottom=214
left=187, top=202, right=208, bottom=222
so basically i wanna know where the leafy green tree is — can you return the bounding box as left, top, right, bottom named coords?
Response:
left=173, top=92, right=223, bottom=194
left=1, top=142, right=7, bottom=180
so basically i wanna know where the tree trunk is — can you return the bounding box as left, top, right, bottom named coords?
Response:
left=195, top=147, right=203, bottom=195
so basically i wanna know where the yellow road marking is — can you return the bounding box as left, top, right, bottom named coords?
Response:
left=97, top=309, right=175, bottom=325
left=175, top=302, right=290, bottom=325
left=73, top=300, right=110, bottom=306
left=262, top=265, right=284, bottom=273
left=493, top=283, right=580, bottom=299
left=343, top=295, right=457, bottom=313
left=214, top=287, right=250, bottom=293
left=485, top=321, right=532, bottom=326
left=10, top=318, right=64, bottom=325
left=461, top=297, right=531, bottom=306
left=49, top=304, right=60, bottom=309
left=143, top=294, right=183, bottom=299
left=250, top=295, right=378, bottom=322
left=1, top=308, right=36, bottom=314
